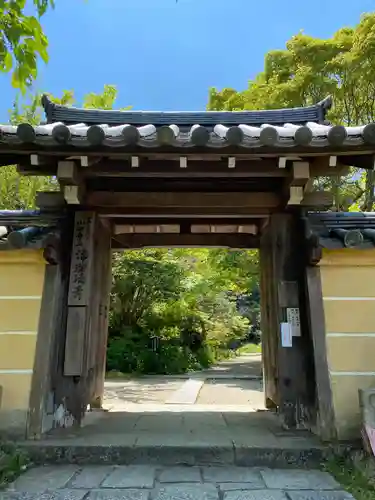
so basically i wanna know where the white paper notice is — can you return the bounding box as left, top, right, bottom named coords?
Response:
left=287, top=307, right=301, bottom=337
left=280, top=322, right=293, bottom=347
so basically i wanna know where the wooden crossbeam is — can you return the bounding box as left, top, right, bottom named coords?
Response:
left=301, top=191, right=334, bottom=207
left=16, top=156, right=351, bottom=178
left=285, top=161, right=310, bottom=206
left=87, top=191, right=280, bottom=209
left=63, top=185, right=85, bottom=205
left=112, top=232, right=260, bottom=249
left=36, top=191, right=66, bottom=208
left=57, top=160, right=81, bottom=185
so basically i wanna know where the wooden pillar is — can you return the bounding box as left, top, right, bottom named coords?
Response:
left=63, top=211, right=97, bottom=424
left=260, top=228, right=278, bottom=409
left=265, top=212, right=316, bottom=429
left=57, top=211, right=112, bottom=422
left=89, top=219, right=112, bottom=409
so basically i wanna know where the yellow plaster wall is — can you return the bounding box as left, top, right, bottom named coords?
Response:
left=0, top=250, right=45, bottom=435
left=320, top=249, right=375, bottom=439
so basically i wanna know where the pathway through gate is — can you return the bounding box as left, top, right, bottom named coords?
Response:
left=21, top=353, right=323, bottom=464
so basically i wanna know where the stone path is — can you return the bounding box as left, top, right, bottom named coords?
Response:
left=104, top=354, right=263, bottom=409
left=25, top=353, right=323, bottom=467
left=4, top=465, right=354, bottom=499
left=199, top=354, right=262, bottom=379
left=197, top=379, right=264, bottom=406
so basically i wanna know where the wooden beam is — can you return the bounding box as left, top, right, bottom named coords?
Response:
left=98, top=207, right=274, bottom=217
left=79, top=156, right=102, bottom=168
left=228, top=157, right=236, bottom=169
left=278, top=157, right=287, bottom=168
left=301, top=191, right=333, bottom=207
left=36, top=191, right=66, bottom=209
left=17, top=163, right=56, bottom=176
left=63, top=185, right=85, bottom=205
left=338, top=154, right=375, bottom=170
left=310, top=157, right=349, bottom=176
left=30, top=154, right=52, bottom=166
left=84, top=159, right=289, bottom=178
left=131, top=156, right=139, bottom=168
left=287, top=186, right=304, bottom=205
left=110, top=216, right=264, bottom=226
left=284, top=161, right=311, bottom=206
left=190, top=224, right=258, bottom=234
left=112, top=233, right=260, bottom=249
left=87, top=191, right=280, bottom=209
left=290, top=161, right=310, bottom=186
left=329, top=155, right=337, bottom=167
left=114, top=224, right=180, bottom=234
left=57, top=160, right=81, bottom=185
left=16, top=156, right=351, bottom=179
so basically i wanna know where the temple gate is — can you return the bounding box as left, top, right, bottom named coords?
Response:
left=0, top=95, right=374, bottom=441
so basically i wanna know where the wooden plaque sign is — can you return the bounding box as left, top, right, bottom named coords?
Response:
left=68, top=211, right=95, bottom=306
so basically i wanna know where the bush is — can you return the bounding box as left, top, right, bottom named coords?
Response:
left=0, top=442, right=29, bottom=489
left=107, top=327, right=216, bottom=375
left=107, top=249, right=259, bottom=375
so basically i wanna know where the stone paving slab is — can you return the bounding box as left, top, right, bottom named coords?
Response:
left=158, top=466, right=201, bottom=483
left=260, top=469, right=341, bottom=490
left=4, top=465, right=355, bottom=500
left=67, top=466, right=114, bottom=489
left=87, top=490, right=150, bottom=500
left=166, top=379, right=205, bottom=405
left=223, top=492, right=288, bottom=500
left=286, top=492, right=354, bottom=500
left=7, top=465, right=79, bottom=493
left=101, top=465, right=156, bottom=488
left=154, top=484, right=218, bottom=500
left=202, top=466, right=264, bottom=485
left=2, top=491, right=89, bottom=500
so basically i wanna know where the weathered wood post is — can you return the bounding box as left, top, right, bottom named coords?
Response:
left=262, top=212, right=316, bottom=429
left=63, top=211, right=112, bottom=420
left=260, top=227, right=278, bottom=409
left=89, top=218, right=112, bottom=410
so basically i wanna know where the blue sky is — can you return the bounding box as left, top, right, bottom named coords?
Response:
left=0, top=0, right=374, bottom=120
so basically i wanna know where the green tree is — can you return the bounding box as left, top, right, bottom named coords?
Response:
left=0, top=85, right=123, bottom=210
left=108, top=248, right=258, bottom=375
left=208, top=13, right=375, bottom=211
left=0, top=1, right=56, bottom=91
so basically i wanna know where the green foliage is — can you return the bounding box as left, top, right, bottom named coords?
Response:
left=208, top=13, right=375, bottom=211
left=0, top=85, right=124, bottom=210
left=0, top=91, right=59, bottom=210
left=0, top=442, right=29, bottom=489
left=108, top=249, right=258, bottom=375
left=0, top=1, right=55, bottom=92
left=324, top=456, right=375, bottom=500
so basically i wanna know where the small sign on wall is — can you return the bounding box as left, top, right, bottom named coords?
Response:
left=287, top=307, right=301, bottom=337
left=280, top=322, right=293, bottom=347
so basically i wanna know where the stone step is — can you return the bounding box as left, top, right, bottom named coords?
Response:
left=19, top=442, right=331, bottom=468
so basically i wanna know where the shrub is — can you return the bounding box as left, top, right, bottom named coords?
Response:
left=107, top=249, right=259, bottom=375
